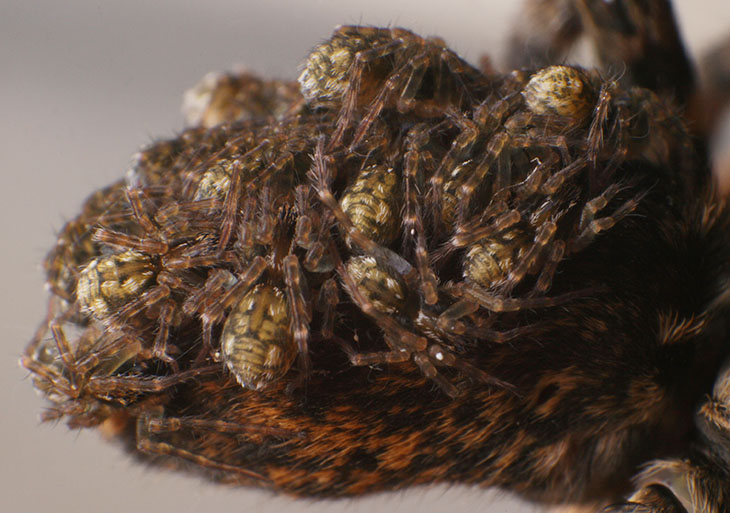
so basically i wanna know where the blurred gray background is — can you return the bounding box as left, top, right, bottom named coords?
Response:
left=2, top=1, right=728, bottom=512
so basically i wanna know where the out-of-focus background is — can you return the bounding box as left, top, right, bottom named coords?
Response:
left=2, top=1, right=728, bottom=512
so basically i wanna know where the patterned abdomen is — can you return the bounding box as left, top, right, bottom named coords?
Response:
left=220, top=284, right=295, bottom=390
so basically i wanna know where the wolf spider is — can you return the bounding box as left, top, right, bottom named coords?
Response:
left=500, top=1, right=730, bottom=512
left=298, top=25, right=488, bottom=150
left=21, top=294, right=219, bottom=428
left=399, top=82, right=641, bottom=327
left=182, top=70, right=303, bottom=129
left=65, top=168, right=320, bottom=391
left=44, top=179, right=144, bottom=303
left=22, top=0, right=730, bottom=511
left=310, top=140, right=555, bottom=397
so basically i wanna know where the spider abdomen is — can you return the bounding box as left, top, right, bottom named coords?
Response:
left=340, top=164, right=401, bottom=246
left=76, top=250, right=156, bottom=320
left=220, top=283, right=296, bottom=390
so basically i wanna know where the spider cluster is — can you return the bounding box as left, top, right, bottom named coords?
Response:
left=22, top=1, right=730, bottom=512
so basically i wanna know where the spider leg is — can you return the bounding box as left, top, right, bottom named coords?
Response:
left=335, top=336, right=411, bottom=367
left=218, top=157, right=244, bottom=252
left=570, top=187, right=644, bottom=253
left=457, top=281, right=592, bottom=314
left=84, top=365, right=219, bottom=398
left=93, top=227, right=168, bottom=255
left=498, top=219, right=557, bottom=295
left=198, top=256, right=267, bottom=360
left=136, top=411, right=272, bottom=483
left=456, top=131, right=513, bottom=224
left=431, top=47, right=483, bottom=110
left=293, top=185, right=316, bottom=249
left=255, top=186, right=275, bottom=246
left=433, top=208, right=521, bottom=264
left=315, top=277, right=339, bottom=340
left=283, top=255, right=313, bottom=386
left=303, top=240, right=335, bottom=274
left=182, top=268, right=237, bottom=317
left=294, top=185, right=336, bottom=273
left=163, top=250, right=238, bottom=270
left=108, top=284, right=170, bottom=330
left=428, top=110, right=480, bottom=230
left=510, top=154, right=558, bottom=199
left=335, top=335, right=460, bottom=399
left=578, top=183, right=620, bottom=232
left=402, top=124, right=430, bottom=247
left=349, top=52, right=432, bottom=148
left=434, top=291, right=549, bottom=342
left=235, top=192, right=259, bottom=253
left=576, top=0, right=695, bottom=103
left=413, top=352, right=459, bottom=398
left=143, top=411, right=303, bottom=439
left=49, top=319, right=79, bottom=379
left=151, top=299, right=178, bottom=370
left=426, top=344, right=515, bottom=392
left=403, top=124, right=439, bottom=304
left=124, top=185, right=158, bottom=234
left=604, top=484, right=689, bottom=512
left=393, top=51, right=431, bottom=112
left=587, top=81, right=615, bottom=165
left=329, top=37, right=408, bottom=149
left=310, top=141, right=416, bottom=282
left=539, top=158, right=587, bottom=194
left=529, top=240, right=566, bottom=297
left=154, top=198, right=221, bottom=238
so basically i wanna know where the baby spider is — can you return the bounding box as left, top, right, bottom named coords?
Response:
left=21, top=295, right=218, bottom=428
left=310, top=142, right=536, bottom=397
left=168, top=185, right=325, bottom=391
left=428, top=75, right=578, bottom=230
left=181, top=246, right=314, bottom=392
left=44, top=179, right=143, bottom=303
left=76, top=225, right=230, bottom=368
left=182, top=69, right=303, bottom=128
left=423, top=66, right=649, bottom=300
left=75, top=175, right=323, bottom=393
left=298, top=25, right=489, bottom=149
left=185, top=168, right=347, bottom=391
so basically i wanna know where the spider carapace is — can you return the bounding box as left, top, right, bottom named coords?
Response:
left=22, top=1, right=730, bottom=511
